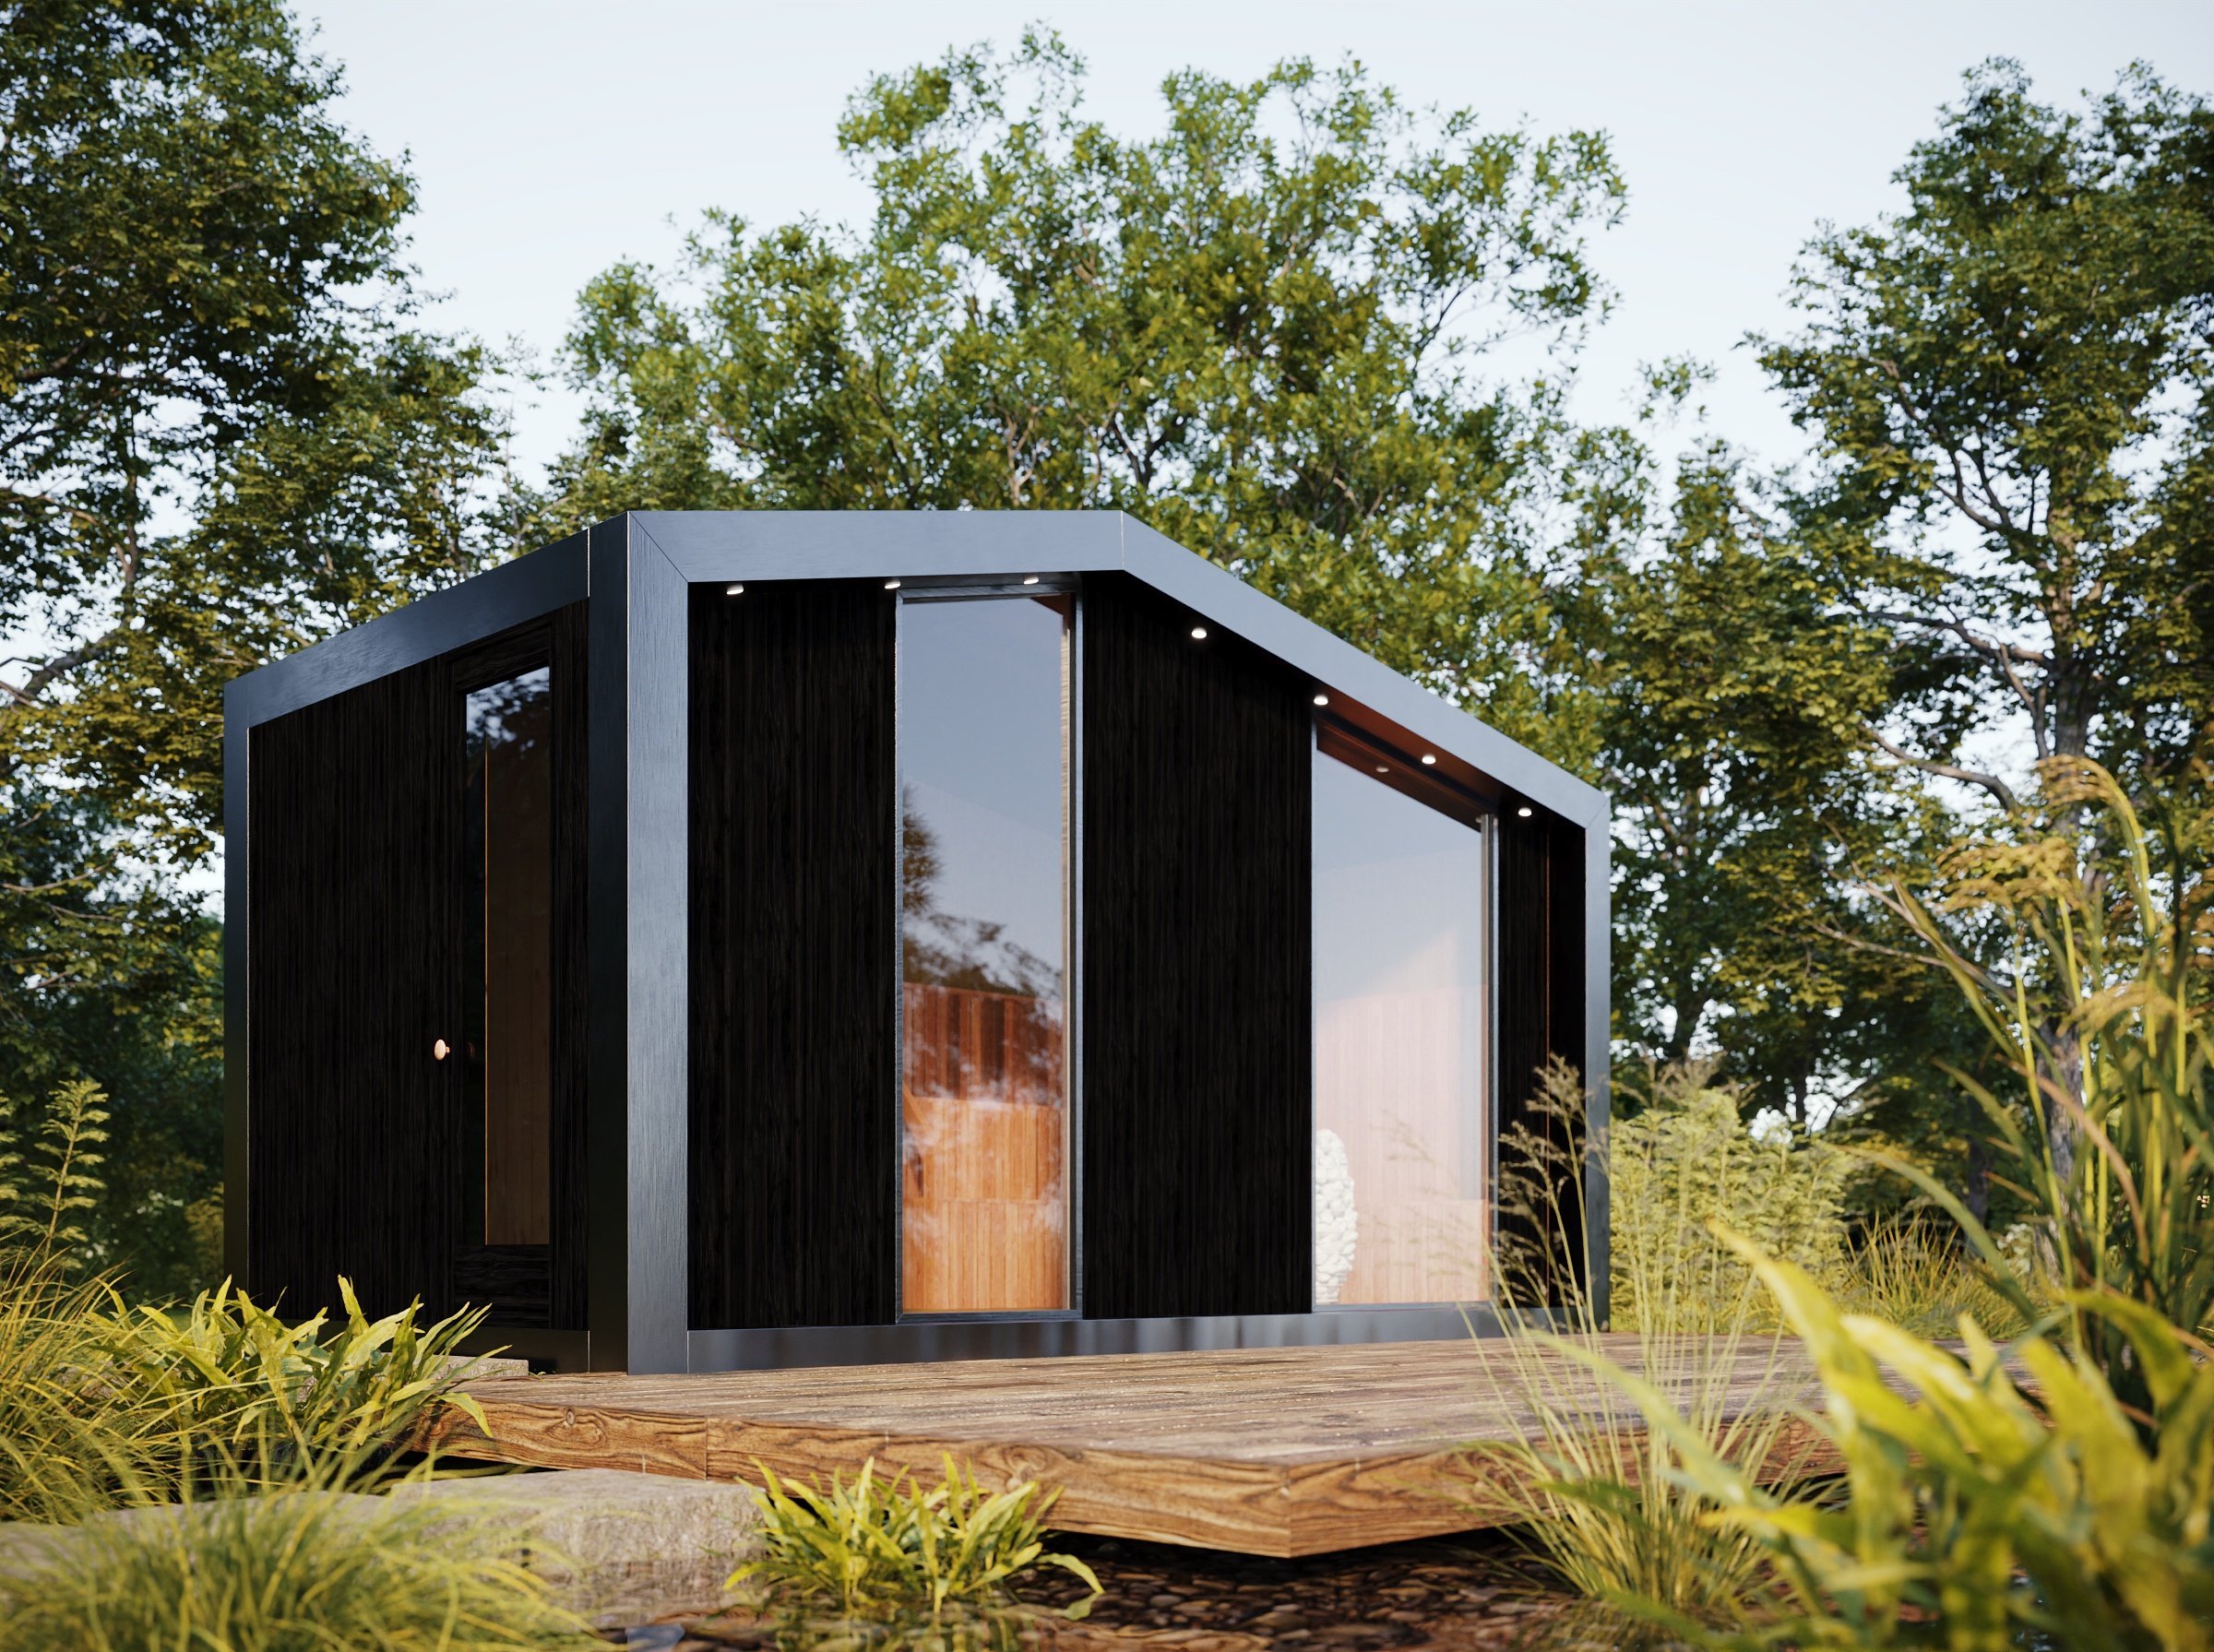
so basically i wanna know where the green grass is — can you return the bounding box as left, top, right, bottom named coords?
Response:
left=0, top=1448, right=598, bottom=1652
left=730, top=1454, right=1101, bottom=1622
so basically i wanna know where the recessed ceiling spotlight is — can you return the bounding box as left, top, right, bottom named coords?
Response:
left=1517, top=805, right=1533, bottom=818
left=724, top=582, right=744, bottom=596
left=1190, top=625, right=1208, bottom=640
left=1375, top=764, right=1389, bottom=774
left=884, top=579, right=902, bottom=590
left=1313, top=693, right=1329, bottom=707
left=1421, top=754, right=1437, bottom=767
left=1022, top=576, right=1041, bottom=585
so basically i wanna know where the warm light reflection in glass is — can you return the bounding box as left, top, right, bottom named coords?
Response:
left=899, top=597, right=1072, bottom=1313
left=1312, top=747, right=1489, bottom=1306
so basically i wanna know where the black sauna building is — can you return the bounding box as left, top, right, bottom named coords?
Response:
left=225, top=513, right=1607, bottom=1373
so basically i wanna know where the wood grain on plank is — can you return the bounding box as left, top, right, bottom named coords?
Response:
left=420, top=1338, right=1822, bottom=1557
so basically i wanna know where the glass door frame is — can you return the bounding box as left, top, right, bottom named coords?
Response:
left=448, top=625, right=561, bottom=1315
left=1307, top=713, right=1500, bottom=1312
left=891, top=577, right=1085, bottom=1325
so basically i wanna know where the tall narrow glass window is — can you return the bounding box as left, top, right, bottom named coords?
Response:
left=1312, top=743, right=1489, bottom=1305
left=464, top=667, right=553, bottom=1247
left=899, top=597, right=1071, bottom=1313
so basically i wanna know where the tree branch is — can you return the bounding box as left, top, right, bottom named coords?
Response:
left=1863, top=724, right=2020, bottom=812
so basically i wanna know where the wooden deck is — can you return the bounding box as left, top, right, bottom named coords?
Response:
left=419, top=1338, right=1825, bottom=1557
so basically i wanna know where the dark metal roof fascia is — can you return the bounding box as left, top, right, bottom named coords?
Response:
left=1114, top=516, right=1608, bottom=829
left=222, top=531, right=589, bottom=729
left=220, top=509, right=1608, bottom=828
left=630, top=508, right=1130, bottom=583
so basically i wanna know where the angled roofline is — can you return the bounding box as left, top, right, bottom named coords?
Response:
left=225, top=510, right=1606, bottom=827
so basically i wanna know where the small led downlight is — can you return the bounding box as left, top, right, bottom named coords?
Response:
left=1190, top=625, right=1208, bottom=640
left=724, top=583, right=745, bottom=596
left=1517, top=805, right=1534, bottom=817
left=1313, top=693, right=1329, bottom=707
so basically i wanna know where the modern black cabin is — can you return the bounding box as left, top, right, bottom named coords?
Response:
left=224, top=513, right=1607, bottom=1373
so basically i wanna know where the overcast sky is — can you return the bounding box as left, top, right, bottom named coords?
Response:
left=302, top=0, right=2213, bottom=487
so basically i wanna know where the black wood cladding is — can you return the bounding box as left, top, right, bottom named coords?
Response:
left=1080, top=575, right=1312, bottom=1318
left=247, top=608, right=589, bottom=1329
left=249, top=657, right=456, bottom=1324
left=1494, top=796, right=1589, bottom=1300
left=688, top=582, right=899, bottom=1328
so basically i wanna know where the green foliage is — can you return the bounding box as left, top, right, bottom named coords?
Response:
left=0, top=1448, right=598, bottom=1652
left=531, top=28, right=1624, bottom=762
left=1827, top=1216, right=2034, bottom=1342
left=1609, top=1064, right=1851, bottom=1333
left=2, top=0, right=514, bottom=1293
left=99, top=1276, right=494, bottom=1492
left=0, top=0, right=511, bottom=854
left=1588, top=1242, right=2214, bottom=1652
left=1760, top=61, right=2214, bottom=783
left=1886, top=757, right=2212, bottom=1424
left=0, top=1246, right=170, bottom=1525
left=0, top=788, right=223, bottom=1298
left=1479, top=1064, right=1827, bottom=1637
left=0, top=1076, right=108, bottom=1260
left=731, top=1456, right=1101, bottom=1622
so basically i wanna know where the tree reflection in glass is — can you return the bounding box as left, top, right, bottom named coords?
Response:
left=464, top=667, right=552, bottom=1248
left=899, top=597, right=1071, bottom=1313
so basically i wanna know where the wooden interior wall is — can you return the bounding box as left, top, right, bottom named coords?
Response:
left=1081, top=575, right=1312, bottom=1319
left=1494, top=796, right=1589, bottom=1301
left=248, top=659, right=456, bottom=1323
left=688, top=582, right=898, bottom=1328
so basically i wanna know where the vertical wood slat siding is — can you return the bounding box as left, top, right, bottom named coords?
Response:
left=1494, top=798, right=1589, bottom=1300
left=249, top=608, right=589, bottom=1331
left=1080, top=575, right=1312, bottom=1319
left=688, top=583, right=898, bottom=1328
left=248, top=658, right=456, bottom=1323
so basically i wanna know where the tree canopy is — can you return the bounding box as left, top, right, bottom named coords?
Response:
left=1760, top=61, right=2214, bottom=800
left=530, top=29, right=1625, bottom=756
left=0, top=0, right=506, bottom=1289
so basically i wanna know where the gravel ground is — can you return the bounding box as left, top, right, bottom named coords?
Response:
left=631, top=1530, right=1639, bottom=1651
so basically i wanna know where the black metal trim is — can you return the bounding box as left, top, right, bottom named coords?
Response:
left=585, top=517, right=692, bottom=1373
left=688, top=1306, right=1508, bottom=1372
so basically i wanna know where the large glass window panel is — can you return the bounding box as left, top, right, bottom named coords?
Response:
left=464, top=668, right=553, bottom=1247
left=899, top=596, right=1071, bottom=1313
left=1313, top=745, right=1489, bottom=1305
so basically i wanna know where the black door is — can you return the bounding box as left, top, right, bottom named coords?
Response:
left=248, top=655, right=458, bottom=1323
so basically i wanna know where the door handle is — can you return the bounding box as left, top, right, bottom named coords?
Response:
left=433, top=1038, right=451, bottom=1062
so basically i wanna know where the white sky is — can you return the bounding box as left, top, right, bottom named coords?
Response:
left=301, top=0, right=2213, bottom=486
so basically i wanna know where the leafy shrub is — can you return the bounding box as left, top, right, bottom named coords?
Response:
left=0, top=1447, right=598, bottom=1652
left=1590, top=1238, right=2214, bottom=1651
left=100, top=1275, right=492, bottom=1491
left=731, top=1455, right=1101, bottom=1621
left=1610, top=1064, right=1851, bottom=1334
left=0, top=1075, right=496, bottom=1519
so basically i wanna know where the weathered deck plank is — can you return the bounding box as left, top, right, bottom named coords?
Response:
left=419, top=1337, right=1822, bottom=1557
